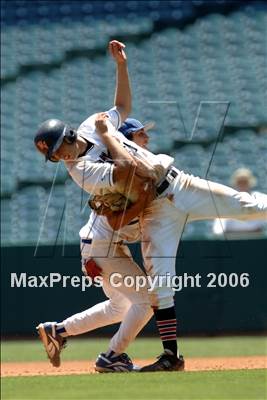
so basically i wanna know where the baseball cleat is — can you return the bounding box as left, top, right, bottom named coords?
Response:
left=140, top=350, right=185, bottom=372
left=36, top=322, right=67, bottom=367
left=95, top=351, right=139, bottom=373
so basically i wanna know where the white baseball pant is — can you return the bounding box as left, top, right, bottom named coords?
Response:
left=63, top=240, right=153, bottom=354
left=141, top=170, right=267, bottom=309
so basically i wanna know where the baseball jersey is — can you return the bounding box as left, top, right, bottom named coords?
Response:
left=65, top=108, right=120, bottom=195
left=65, top=107, right=174, bottom=196
left=66, top=106, right=175, bottom=242
left=64, top=107, right=139, bottom=242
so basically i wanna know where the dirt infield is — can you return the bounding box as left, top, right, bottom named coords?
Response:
left=1, top=356, right=266, bottom=377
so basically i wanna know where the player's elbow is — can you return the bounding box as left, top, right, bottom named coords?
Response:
left=116, top=104, right=131, bottom=124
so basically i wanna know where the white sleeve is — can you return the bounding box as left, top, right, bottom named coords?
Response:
left=66, top=161, right=114, bottom=194
left=106, top=107, right=122, bottom=130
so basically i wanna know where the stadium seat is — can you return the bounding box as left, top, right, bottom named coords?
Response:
left=1, top=7, right=266, bottom=243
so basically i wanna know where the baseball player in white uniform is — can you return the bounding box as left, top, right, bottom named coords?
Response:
left=34, top=40, right=267, bottom=372
left=54, top=120, right=156, bottom=373
left=88, top=114, right=267, bottom=372
left=34, top=40, right=160, bottom=372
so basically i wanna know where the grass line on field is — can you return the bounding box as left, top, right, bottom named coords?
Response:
left=1, top=336, right=267, bottom=363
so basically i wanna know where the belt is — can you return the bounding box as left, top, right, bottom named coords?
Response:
left=81, top=238, right=92, bottom=244
left=156, top=167, right=178, bottom=196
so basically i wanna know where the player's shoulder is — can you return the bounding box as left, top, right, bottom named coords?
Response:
left=77, top=112, right=106, bottom=148
left=78, top=113, right=98, bottom=134
left=78, top=108, right=118, bottom=132
left=77, top=109, right=118, bottom=135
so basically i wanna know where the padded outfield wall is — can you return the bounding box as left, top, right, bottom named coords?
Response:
left=1, top=239, right=266, bottom=336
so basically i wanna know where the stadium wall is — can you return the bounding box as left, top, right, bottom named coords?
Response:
left=1, top=239, right=266, bottom=336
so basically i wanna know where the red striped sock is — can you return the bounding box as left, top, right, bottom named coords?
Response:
left=154, top=307, right=178, bottom=356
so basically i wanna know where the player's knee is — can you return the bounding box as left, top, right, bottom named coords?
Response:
left=109, top=298, right=131, bottom=317
left=130, top=303, right=154, bottom=323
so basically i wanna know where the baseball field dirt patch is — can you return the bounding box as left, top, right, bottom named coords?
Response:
left=2, top=356, right=266, bottom=377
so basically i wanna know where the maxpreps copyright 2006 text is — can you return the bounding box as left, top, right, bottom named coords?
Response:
left=10, top=272, right=250, bottom=292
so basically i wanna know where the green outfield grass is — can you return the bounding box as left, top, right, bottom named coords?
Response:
left=1, top=336, right=267, bottom=400
left=1, top=336, right=267, bottom=362
left=1, top=370, right=266, bottom=400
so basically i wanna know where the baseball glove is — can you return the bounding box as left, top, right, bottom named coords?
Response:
left=88, top=190, right=132, bottom=214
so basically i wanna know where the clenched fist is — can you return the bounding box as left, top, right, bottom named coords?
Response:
left=109, top=40, right=127, bottom=63
left=95, top=113, right=109, bottom=136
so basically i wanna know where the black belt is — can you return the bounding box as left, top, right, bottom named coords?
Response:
left=81, top=239, right=92, bottom=244
left=156, top=167, right=178, bottom=196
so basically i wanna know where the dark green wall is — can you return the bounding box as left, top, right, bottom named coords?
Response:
left=1, top=240, right=266, bottom=337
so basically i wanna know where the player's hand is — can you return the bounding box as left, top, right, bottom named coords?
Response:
left=95, top=113, right=109, bottom=136
left=109, top=40, right=127, bottom=64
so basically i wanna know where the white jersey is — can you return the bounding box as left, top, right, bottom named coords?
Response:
left=65, top=107, right=174, bottom=196
left=65, top=106, right=175, bottom=242
left=64, top=108, right=120, bottom=195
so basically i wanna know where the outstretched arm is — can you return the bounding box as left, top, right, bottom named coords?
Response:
left=109, top=40, right=131, bottom=123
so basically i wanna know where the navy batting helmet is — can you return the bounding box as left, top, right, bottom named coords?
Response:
left=34, top=119, right=77, bottom=162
